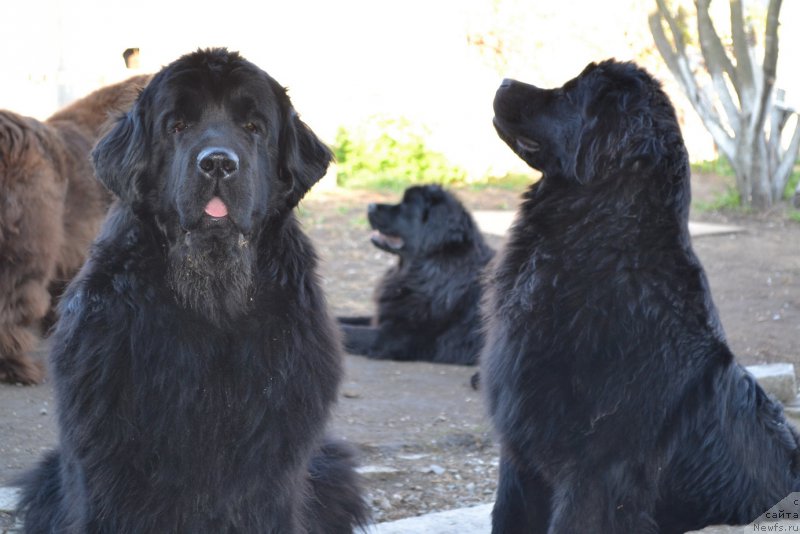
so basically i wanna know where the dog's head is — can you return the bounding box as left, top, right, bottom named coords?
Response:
left=367, top=185, right=476, bottom=258
left=493, top=60, right=689, bottom=199
left=92, top=48, right=332, bottom=323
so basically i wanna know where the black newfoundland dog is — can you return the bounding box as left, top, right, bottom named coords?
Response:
left=17, top=49, right=367, bottom=533
left=339, top=184, right=494, bottom=365
left=484, top=59, right=800, bottom=533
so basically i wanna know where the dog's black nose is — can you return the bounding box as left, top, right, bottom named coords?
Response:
left=197, top=147, right=239, bottom=179
left=367, top=203, right=377, bottom=213
left=499, top=78, right=513, bottom=89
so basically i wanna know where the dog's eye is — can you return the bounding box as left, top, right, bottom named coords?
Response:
left=171, top=121, right=188, bottom=134
left=243, top=122, right=259, bottom=133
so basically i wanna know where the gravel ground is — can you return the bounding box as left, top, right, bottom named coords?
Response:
left=2, top=179, right=799, bottom=530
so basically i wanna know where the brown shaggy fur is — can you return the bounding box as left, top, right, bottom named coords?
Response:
left=0, top=75, right=149, bottom=384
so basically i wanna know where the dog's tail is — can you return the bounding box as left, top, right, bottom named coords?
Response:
left=307, top=439, right=371, bottom=533
left=14, top=450, right=66, bottom=532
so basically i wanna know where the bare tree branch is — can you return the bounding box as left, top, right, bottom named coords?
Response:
left=649, top=11, right=682, bottom=78
left=695, top=0, right=739, bottom=89
left=762, top=0, right=782, bottom=78
left=775, top=112, right=800, bottom=200
left=650, top=6, right=736, bottom=159
left=767, top=89, right=787, bottom=176
left=655, top=0, right=690, bottom=55
left=751, top=0, right=782, bottom=136
left=651, top=0, right=793, bottom=208
left=730, top=0, right=756, bottom=99
left=693, top=0, right=741, bottom=132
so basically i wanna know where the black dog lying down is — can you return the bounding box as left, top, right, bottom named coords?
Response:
left=484, top=59, right=800, bottom=533
left=17, top=49, right=367, bottom=533
left=339, top=185, right=494, bottom=365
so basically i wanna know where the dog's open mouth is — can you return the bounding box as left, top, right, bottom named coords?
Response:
left=515, top=137, right=540, bottom=153
left=494, top=119, right=540, bottom=155
left=370, top=230, right=404, bottom=251
left=194, top=196, right=239, bottom=234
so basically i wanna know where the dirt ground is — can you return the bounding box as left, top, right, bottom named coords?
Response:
left=1, top=176, right=799, bottom=527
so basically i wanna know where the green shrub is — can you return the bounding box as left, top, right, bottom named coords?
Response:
left=690, top=157, right=735, bottom=177
left=785, top=165, right=800, bottom=201
left=693, top=187, right=742, bottom=212
left=468, top=173, right=535, bottom=191
left=333, top=116, right=467, bottom=190
left=692, top=157, right=800, bottom=202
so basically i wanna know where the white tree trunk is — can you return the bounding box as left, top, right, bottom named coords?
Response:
left=651, top=0, right=800, bottom=210
left=795, top=182, right=800, bottom=208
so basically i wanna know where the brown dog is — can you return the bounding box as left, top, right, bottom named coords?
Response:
left=0, top=74, right=149, bottom=384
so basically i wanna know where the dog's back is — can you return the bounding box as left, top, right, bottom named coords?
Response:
left=0, top=111, right=68, bottom=383
left=46, top=74, right=149, bottom=282
left=0, top=75, right=148, bottom=385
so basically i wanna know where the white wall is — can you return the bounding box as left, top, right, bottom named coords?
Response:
left=1, top=0, right=797, bottom=179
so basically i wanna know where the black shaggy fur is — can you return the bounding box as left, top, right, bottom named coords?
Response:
left=484, top=59, right=800, bottom=533
left=339, top=185, right=494, bottom=365
left=17, top=48, right=368, bottom=533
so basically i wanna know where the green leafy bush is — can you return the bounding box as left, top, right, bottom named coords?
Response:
left=468, top=173, right=536, bottom=191
left=785, top=165, right=800, bottom=201
left=690, top=157, right=736, bottom=177
left=693, top=187, right=742, bottom=212
left=692, top=157, right=800, bottom=202
left=333, top=116, right=467, bottom=190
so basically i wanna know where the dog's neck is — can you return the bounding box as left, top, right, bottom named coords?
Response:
left=166, top=230, right=256, bottom=327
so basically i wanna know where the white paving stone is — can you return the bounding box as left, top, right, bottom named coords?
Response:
left=0, top=486, right=19, bottom=512
left=472, top=210, right=744, bottom=238
left=365, top=503, right=745, bottom=533
left=356, top=465, right=400, bottom=476
left=367, top=503, right=492, bottom=533
left=747, top=363, right=797, bottom=403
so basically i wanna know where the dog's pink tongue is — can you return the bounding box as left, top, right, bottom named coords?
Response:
left=204, top=197, right=228, bottom=218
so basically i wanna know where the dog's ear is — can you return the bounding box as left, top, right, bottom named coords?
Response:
left=575, top=69, right=668, bottom=184
left=92, top=106, right=148, bottom=203
left=424, top=192, right=473, bottom=252
left=574, top=118, right=602, bottom=184
left=575, top=105, right=666, bottom=184
left=278, top=107, right=333, bottom=209
left=424, top=185, right=446, bottom=206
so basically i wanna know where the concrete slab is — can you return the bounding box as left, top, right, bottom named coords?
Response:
left=0, top=487, right=19, bottom=513
left=472, top=210, right=745, bottom=238
left=689, top=221, right=745, bottom=237
left=366, top=502, right=745, bottom=533
left=0, top=486, right=21, bottom=532
left=367, top=503, right=492, bottom=533
left=747, top=363, right=797, bottom=403
left=472, top=210, right=515, bottom=237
